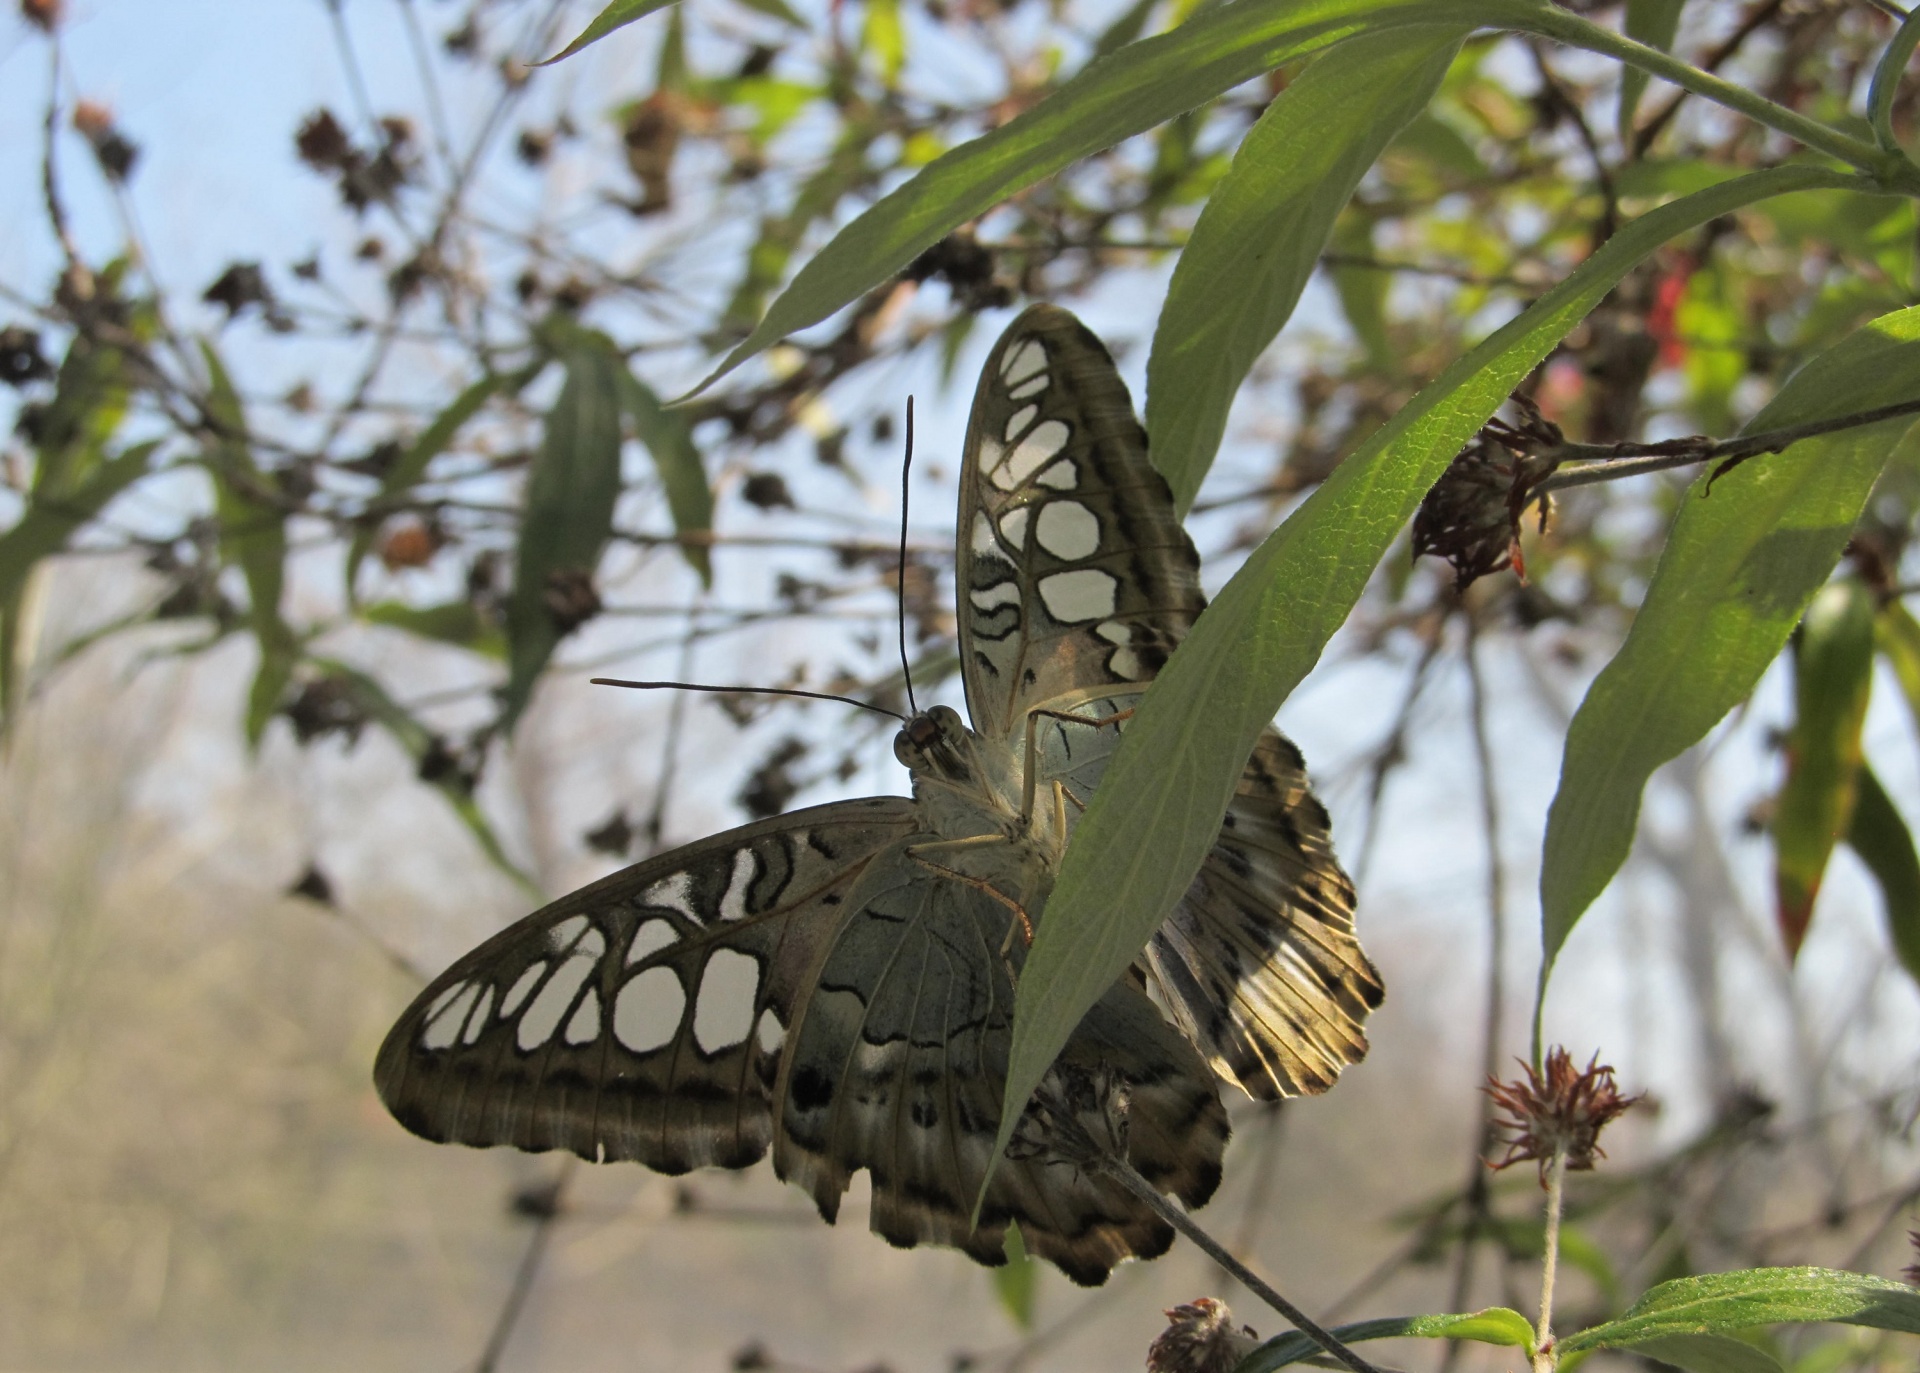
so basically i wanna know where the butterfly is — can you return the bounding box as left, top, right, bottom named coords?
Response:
left=375, top=305, right=1382, bottom=1285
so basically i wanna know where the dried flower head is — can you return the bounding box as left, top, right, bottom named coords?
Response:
left=1486, top=1047, right=1639, bottom=1184
left=1412, top=398, right=1563, bottom=592
left=1147, top=1298, right=1261, bottom=1373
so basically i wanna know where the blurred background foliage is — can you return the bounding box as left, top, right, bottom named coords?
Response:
left=3, top=0, right=1920, bottom=1369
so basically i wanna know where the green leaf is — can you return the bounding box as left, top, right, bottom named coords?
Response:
left=732, top=0, right=805, bottom=28
left=1878, top=600, right=1920, bottom=735
left=202, top=343, right=299, bottom=748
left=861, top=0, right=905, bottom=84
left=345, top=362, right=542, bottom=602
left=721, top=123, right=879, bottom=333
left=1236, top=1309, right=1535, bottom=1373
left=307, top=658, right=539, bottom=898
left=1845, top=764, right=1920, bottom=985
left=538, top=0, right=683, bottom=65
left=1091, top=0, right=1160, bottom=58
left=503, top=339, right=625, bottom=730
left=1773, top=580, right=1876, bottom=957
left=1631, top=1334, right=1785, bottom=1373
left=1619, top=0, right=1686, bottom=146
left=1330, top=214, right=1393, bottom=372
left=618, top=368, right=713, bottom=586
left=1540, top=297, right=1920, bottom=980
left=363, top=599, right=507, bottom=660
left=990, top=1222, right=1035, bottom=1329
left=1561, top=1267, right=1920, bottom=1353
left=993, top=163, right=1865, bottom=1191
left=694, top=0, right=1553, bottom=393
left=1146, top=23, right=1463, bottom=512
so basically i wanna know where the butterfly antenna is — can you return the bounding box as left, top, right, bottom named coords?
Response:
left=897, top=396, right=920, bottom=718
left=590, top=679, right=907, bottom=723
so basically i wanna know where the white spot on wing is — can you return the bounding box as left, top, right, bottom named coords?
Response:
left=626, top=919, right=676, bottom=965
left=1008, top=373, right=1047, bottom=399
left=614, top=967, right=684, bottom=1053
left=998, top=507, right=1030, bottom=551
left=1037, top=459, right=1077, bottom=489
left=548, top=915, right=589, bottom=951
left=1110, top=647, right=1145, bottom=678
left=642, top=872, right=700, bottom=920
left=1036, top=501, right=1099, bottom=560
left=1003, top=405, right=1039, bottom=443
left=756, top=1007, right=787, bottom=1054
left=693, top=949, right=760, bottom=1053
left=977, top=438, right=1005, bottom=474
left=421, top=982, right=480, bottom=1050
left=1001, top=339, right=1047, bottom=384
left=970, top=580, right=1020, bottom=610
left=462, top=985, right=495, bottom=1044
left=564, top=987, right=601, bottom=1045
left=719, top=848, right=756, bottom=921
left=518, top=952, right=597, bottom=1051
left=501, top=962, right=545, bottom=1015
left=1006, top=421, right=1070, bottom=486
left=1039, top=568, right=1118, bottom=623
left=1096, top=620, right=1132, bottom=644
left=970, top=510, right=996, bottom=553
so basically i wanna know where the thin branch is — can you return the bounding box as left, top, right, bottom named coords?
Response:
left=1632, top=0, right=1789, bottom=159
left=1103, top=1157, right=1387, bottom=1373
left=1535, top=396, right=1920, bottom=495
left=474, top=1158, right=574, bottom=1373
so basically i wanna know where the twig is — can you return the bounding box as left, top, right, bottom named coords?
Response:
left=1103, top=1157, right=1387, bottom=1373
left=474, top=1158, right=574, bottom=1373
left=1534, top=395, right=1920, bottom=495
left=1632, top=0, right=1789, bottom=158
left=1533, top=1147, right=1569, bottom=1373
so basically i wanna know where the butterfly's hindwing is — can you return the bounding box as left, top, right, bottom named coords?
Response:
left=957, top=307, right=1206, bottom=743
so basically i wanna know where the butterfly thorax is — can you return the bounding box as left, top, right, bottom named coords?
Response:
left=893, top=704, right=1028, bottom=837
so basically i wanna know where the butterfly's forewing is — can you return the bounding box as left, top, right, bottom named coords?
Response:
left=971, top=305, right=1381, bottom=1104
left=375, top=799, right=916, bottom=1173
left=956, top=306, right=1206, bottom=743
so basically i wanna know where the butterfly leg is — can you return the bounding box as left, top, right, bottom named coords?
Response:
left=903, top=837, right=1040, bottom=981
left=1018, top=706, right=1134, bottom=825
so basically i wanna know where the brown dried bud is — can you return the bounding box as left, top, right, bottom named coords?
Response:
left=20, top=0, right=62, bottom=32
left=542, top=566, right=602, bottom=633
left=1412, top=400, right=1562, bottom=592
left=1486, top=1047, right=1640, bottom=1184
left=621, top=94, right=682, bottom=215
left=1147, top=1299, right=1262, bottom=1373
left=378, top=520, right=440, bottom=571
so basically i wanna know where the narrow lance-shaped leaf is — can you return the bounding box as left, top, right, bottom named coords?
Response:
left=537, top=0, right=683, bottom=65
left=1845, top=764, right=1920, bottom=986
left=502, top=341, right=625, bottom=730
left=992, top=164, right=1865, bottom=1185
left=1240, top=1309, right=1536, bottom=1373
left=1559, top=1266, right=1920, bottom=1353
left=202, top=343, right=300, bottom=748
left=618, top=368, right=712, bottom=585
left=1772, top=579, right=1876, bottom=957
left=1540, top=299, right=1920, bottom=982
left=990, top=1223, right=1035, bottom=1330
left=1146, top=23, right=1464, bottom=512
left=1618, top=0, right=1686, bottom=146
left=1877, top=598, right=1920, bottom=741
left=345, top=361, right=545, bottom=602
left=695, top=0, right=1553, bottom=393
left=1626, top=1334, right=1784, bottom=1373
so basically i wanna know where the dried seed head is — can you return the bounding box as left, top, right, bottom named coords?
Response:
left=1147, top=1298, right=1261, bottom=1373
left=1486, top=1047, right=1639, bottom=1184
left=1412, top=399, right=1563, bottom=592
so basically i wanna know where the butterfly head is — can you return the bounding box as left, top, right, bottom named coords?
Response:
left=893, top=704, right=972, bottom=777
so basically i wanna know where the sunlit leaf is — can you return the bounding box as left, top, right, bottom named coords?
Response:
left=1540, top=297, right=1920, bottom=979
left=538, top=0, right=683, bottom=65
left=1772, top=580, right=1875, bottom=957
left=502, top=338, right=625, bottom=730
left=861, top=0, right=905, bottom=85
left=696, top=0, right=1554, bottom=393
left=1619, top=0, right=1686, bottom=146
left=997, top=164, right=1864, bottom=1188
left=1238, top=1308, right=1535, bottom=1372
left=1845, top=764, right=1920, bottom=986
left=202, top=343, right=299, bottom=748
left=1560, top=1267, right=1920, bottom=1353
left=1147, top=23, right=1463, bottom=511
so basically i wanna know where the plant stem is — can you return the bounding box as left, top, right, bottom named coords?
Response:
left=1103, top=1157, right=1386, bottom=1373
left=1533, top=1146, right=1570, bottom=1373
